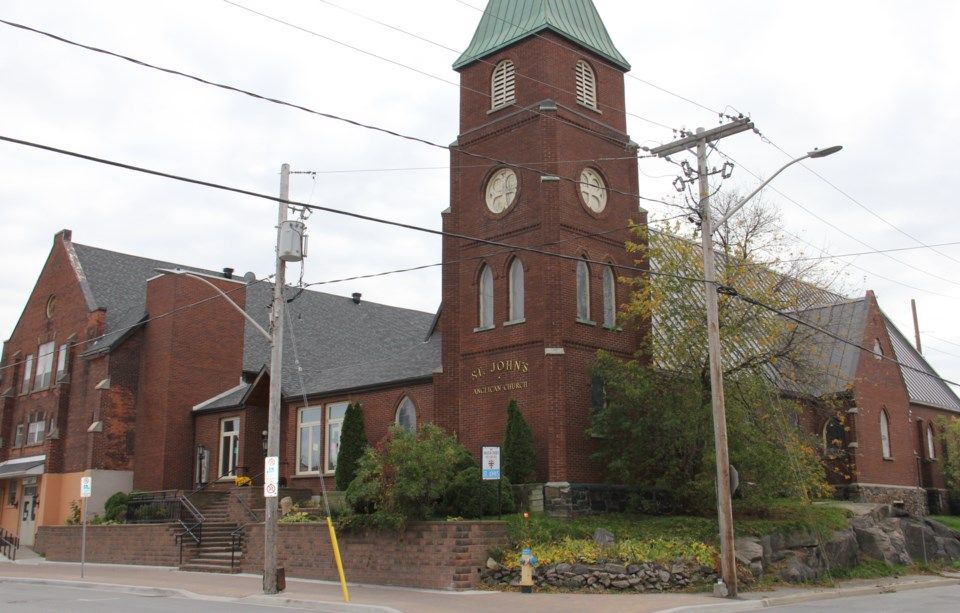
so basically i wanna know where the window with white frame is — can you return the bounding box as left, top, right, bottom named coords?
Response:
left=219, top=417, right=240, bottom=478
left=576, top=259, right=591, bottom=321
left=491, top=59, right=516, bottom=109
left=478, top=264, right=494, bottom=329
left=508, top=258, right=524, bottom=322
left=927, top=425, right=936, bottom=460
left=575, top=60, right=597, bottom=109
left=879, top=410, right=891, bottom=458
left=14, top=423, right=24, bottom=447
left=326, top=402, right=348, bottom=473
left=21, top=354, right=34, bottom=395
left=602, top=265, right=616, bottom=327
left=396, top=396, right=417, bottom=432
left=34, top=342, right=54, bottom=390
left=297, top=407, right=322, bottom=474
left=26, top=413, right=45, bottom=445
left=56, top=343, right=69, bottom=382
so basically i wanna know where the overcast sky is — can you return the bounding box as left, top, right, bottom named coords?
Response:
left=1, top=0, right=958, bottom=387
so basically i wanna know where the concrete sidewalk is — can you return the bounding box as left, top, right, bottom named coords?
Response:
left=0, top=559, right=956, bottom=612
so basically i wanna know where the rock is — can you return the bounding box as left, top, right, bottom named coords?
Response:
left=279, top=496, right=293, bottom=516
left=785, top=530, right=818, bottom=548
left=823, top=529, right=859, bottom=570
left=899, top=518, right=944, bottom=563
left=926, top=519, right=960, bottom=540
left=853, top=522, right=910, bottom=566
left=941, top=537, right=960, bottom=560
left=658, top=570, right=671, bottom=583
left=555, top=563, right=572, bottom=574
left=611, top=580, right=631, bottom=589
left=593, top=528, right=616, bottom=550
left=572, top=564, right=590, bottom=575
left=486, top=557, right=500, bottom=571
left=776, top=550, right=819, bottom=583
left=628, top=576, right=641, bottom=586
left=735, top=536, right=764, bottom=569
left=604, top=563, right=626, bottom=575
left=627, top=564, right=639, bottom=574
left=586, top=575, right=597, bottom=585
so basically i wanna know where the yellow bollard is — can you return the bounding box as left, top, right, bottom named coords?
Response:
left=326, top=516, right=350, bottom=603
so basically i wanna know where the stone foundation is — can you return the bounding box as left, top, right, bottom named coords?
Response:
left=542, top=482, right=630, bottom=518
left=838, top=483, right=928, bottom=516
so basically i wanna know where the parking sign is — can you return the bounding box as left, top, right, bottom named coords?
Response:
left=80, top=477, right=92, bottom=498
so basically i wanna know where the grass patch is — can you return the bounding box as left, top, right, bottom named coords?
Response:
left=930, top=515, right=960, bottom=532
left=505, top=500, right=850, bottom=547
left=826, top=559, right=909, bottom=581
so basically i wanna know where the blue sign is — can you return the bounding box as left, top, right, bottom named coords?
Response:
left=481, top=446, right=501, bottom=481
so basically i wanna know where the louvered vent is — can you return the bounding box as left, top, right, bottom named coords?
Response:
left=491, top=60, right=516, bottom=109
left=575, top=60, right=597, bottom=109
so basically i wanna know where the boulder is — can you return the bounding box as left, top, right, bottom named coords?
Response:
left=735, top=536, right=764, bottom=577
left=853, top=520, right=910, bottom=566
left=486, top=557, right=500, bottom=571
left=776, top=550, right=820, bottom=583
left=593, top=528, right=616, bottom=550
left=899, top=518, right=944, bottom=562
left=822, top=529, right=859, bottom=570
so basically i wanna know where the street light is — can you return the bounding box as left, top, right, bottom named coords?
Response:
left=699, top=143, right=842, bottom=597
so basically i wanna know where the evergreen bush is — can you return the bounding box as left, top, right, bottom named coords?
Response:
left=502, top=399, right=536, bottom=484
left=335, top=402, right=368, bottom=491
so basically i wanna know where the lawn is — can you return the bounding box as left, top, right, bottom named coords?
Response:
left=930, top=515, right=960, bottom=532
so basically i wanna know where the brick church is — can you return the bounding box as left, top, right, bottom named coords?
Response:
left=1, top=0, right=957, bottom=546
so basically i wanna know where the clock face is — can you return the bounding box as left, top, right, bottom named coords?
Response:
left=485, top=168, right=518, bottom=214
left=579, top=168, right=607, bottom=213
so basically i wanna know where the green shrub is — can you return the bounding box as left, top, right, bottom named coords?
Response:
left=65, top=500, right=81, bottom=525
left=279, top=511, right=318, bottom=524
left=103, top=491, right=130, bottom=522
left=335, top=402, right=368, bottom=491
left=344, top=424, right=509, bottom=529
left=502, top=400, right=536, bottom=484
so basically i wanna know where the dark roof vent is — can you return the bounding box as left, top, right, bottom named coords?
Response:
left=352, top=292, right=362, bottom=305
left=223, top=267, right=234, bottom=279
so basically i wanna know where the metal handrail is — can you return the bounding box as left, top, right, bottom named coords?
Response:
left=0, top=527, right=19, bottom=561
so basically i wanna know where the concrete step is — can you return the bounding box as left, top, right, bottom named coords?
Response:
left=179, top=563, right=239, bottom=574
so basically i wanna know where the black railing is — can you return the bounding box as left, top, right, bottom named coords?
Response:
left=227, top=469, right=263, bottom=572
left=126, top=490, right=182, bottom=524
left=175, top=494, right=205, bottom=565
left=0, top=527, right=19, bottom=561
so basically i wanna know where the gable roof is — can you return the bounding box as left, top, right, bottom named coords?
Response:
left=885, top=315, right=960, bottom=412
left=71, top=243, right=216, bottom=355
left=454, top=0, right=630, bottom=71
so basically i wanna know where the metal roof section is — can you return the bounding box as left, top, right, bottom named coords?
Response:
left=453, top=0, right=630, bottom=71
left=884, top=314, right=960, bottom=412
left=792, top=299, right=868, bottom=397
left=0, top=454, right=45, bottom=478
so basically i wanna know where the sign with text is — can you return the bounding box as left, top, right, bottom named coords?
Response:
left=80, top=476, right=92, bottom=498
left=481, top=446, right=501, bottom=480
left=264, top=456, right=279, bottom=498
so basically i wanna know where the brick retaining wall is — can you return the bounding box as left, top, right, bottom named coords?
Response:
left=35, top=524, right=185, bottom=566
left=242, top=521, right=509, bottom=590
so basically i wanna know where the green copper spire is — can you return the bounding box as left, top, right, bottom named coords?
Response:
left=454, top=0, right=630, bottom=71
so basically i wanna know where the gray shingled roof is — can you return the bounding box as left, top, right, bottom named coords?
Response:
left=193, top=382, right=250, bottom=412
left=885, top=315, right=960, bottom=412
left=72, top=243, right=216, bottom=354
left=70, top=242, right=440, bottom=405
left=240, top=283, right=439, bottom=400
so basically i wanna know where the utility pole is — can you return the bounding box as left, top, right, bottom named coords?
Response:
left=650, top=119, right=754, bottom=598
left=263, top=163, right=289, bottom=594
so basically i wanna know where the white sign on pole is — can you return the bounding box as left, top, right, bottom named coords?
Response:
left=80, top=476, right=92, bottom=498
left=481, top=446, right=501, bottom=481
left=264, top=456, right=279, bottom=498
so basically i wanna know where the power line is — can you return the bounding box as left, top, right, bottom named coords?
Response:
left=1, top=273, right=272, bottom=375
left=0, top=133, right=707, bottom=288
left=712, top=146, right=960, bottom=290
left=781, top=240, right=960, bottom=263
left=763, top=137, right=960, bottom=266
left=0, top=18, right=682, bottom=210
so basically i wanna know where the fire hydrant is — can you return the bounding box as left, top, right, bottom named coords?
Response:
left=519, top=547, right=538, bottom=594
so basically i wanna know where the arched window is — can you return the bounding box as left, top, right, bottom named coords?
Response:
left=823, top=417, right=845, bottom=457
left=575, top=60, right=597, bottom=109
left=478, top=264, right=494, bottom=329
left=880, top=410, right=891, bottom=458
left=491, top=60, right=516, bottom=110
left=508, top=258, right=524, bottom=322
left=396, top=396, right=417, bottom=432
left=927, top=425, right=936, bottom=460
left=602, top=265, right=616, bottom=327
left=576, top=259, right=590, bottom=321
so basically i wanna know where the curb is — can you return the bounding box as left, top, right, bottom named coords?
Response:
left=0, top=577, right=397, bottom=611
left=659, top=576, right=960, bottom=612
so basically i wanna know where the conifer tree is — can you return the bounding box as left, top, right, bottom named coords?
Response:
left=502, top=399, right=535, bottom=484
left=335, top=402, right=368, bottom=491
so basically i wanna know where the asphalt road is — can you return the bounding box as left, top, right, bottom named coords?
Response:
left=765, top=583, right=960, bottom=612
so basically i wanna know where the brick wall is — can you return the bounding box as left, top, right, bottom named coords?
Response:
left=241, top=521, right=509, bottom=590
left=134, top=273, right=246, bottom=491
left=35, top=524, right=185, bottom=566
left=438, top=30, right=643, bottom=484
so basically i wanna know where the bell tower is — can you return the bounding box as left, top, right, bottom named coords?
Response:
left=435, top=0, right=646, bottom=487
